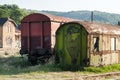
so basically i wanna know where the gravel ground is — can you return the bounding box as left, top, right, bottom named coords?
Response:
left=0, top=72, right=120, bottom=80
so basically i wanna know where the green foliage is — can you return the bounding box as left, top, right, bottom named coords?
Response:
left=10, top=9, right=24, bottom=24
left=0, top=8, right=10, bottom=17
left=0, top=4, right=31, bottom=25
left=84, top=64, right=120, bottom=73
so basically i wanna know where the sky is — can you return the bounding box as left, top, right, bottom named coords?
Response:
left=0, top=0, right=120, bottom=14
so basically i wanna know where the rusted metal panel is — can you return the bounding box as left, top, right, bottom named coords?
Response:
left=74, top=21, right=120, bottom=35
left=30, top=22, right=42, bottom=50
left=21, top=13, right=77, bottom=23
left=21, top=13, right=50, bottom=22
left=44, top=13, right=78, bottom=23
left=53, top=21, right=120, bottom=67
left=68, top=21, right=120, bottom=66
left=21, top=13, right=75, bottom=53
left=21, top=13, right=51, bottom=52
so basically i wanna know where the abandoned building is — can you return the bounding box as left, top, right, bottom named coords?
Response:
left=0, top=18, right=21, bottom=54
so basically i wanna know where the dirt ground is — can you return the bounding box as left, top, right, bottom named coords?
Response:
left=0, top=72, right=120, bottom=80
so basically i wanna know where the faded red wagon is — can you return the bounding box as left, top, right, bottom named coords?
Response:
left=20, top=13, right=76, bottom=64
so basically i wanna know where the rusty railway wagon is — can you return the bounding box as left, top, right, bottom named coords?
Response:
left=55, top=21, right=120, bottom=67
left=20, top=13, right=76, bottom=65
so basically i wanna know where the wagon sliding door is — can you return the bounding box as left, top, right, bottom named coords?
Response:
left=30, top=22, right=42, bottom=50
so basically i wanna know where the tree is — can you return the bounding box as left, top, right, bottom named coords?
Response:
left=0, top=4, right=30, bottom=24
left=10, top=9, right=23, bottom=24
left=0, top=8, right=10, bottom=17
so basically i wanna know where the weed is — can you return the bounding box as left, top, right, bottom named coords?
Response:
left=0, top=54, right=120, bottom=75
left=84, top=64, right=120, bottom=73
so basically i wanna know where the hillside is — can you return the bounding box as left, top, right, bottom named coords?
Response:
left=41, top=10, right=120, bottom=25
left=1, top=4, right=120, bottom=25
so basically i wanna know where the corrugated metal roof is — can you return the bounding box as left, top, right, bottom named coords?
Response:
left=44, top=13, right=78, bottom=22
left=22, top=13, right=79, bottom=23
left=72, top=21, right=120, bottom=35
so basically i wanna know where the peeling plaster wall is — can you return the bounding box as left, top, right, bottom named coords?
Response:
left=90, top=54, right=102, bottom=66
left=89, top=34, right=120, bottom=66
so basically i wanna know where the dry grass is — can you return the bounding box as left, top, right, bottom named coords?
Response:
left=0, top=53, right=120, bottom=80
left=0, top=53, right=84, bottom=80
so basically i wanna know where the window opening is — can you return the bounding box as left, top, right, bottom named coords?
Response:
left=111, top=37, right=116, bottom=51
left=93, top=37, right=99, bottom=52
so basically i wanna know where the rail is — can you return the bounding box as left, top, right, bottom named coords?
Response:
left=83, top=72, right=120, bottom=80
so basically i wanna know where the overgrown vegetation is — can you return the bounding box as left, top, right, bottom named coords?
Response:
left=0, top=54, right=120, bottom=80
left=1, top=54, right=120, bottom=75
left=0, top=54, right=61, bottom=75
left=84, top=64, right=120, bottom=73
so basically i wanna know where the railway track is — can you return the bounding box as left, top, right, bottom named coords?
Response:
left=82, top=72, right=120, bottom=80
